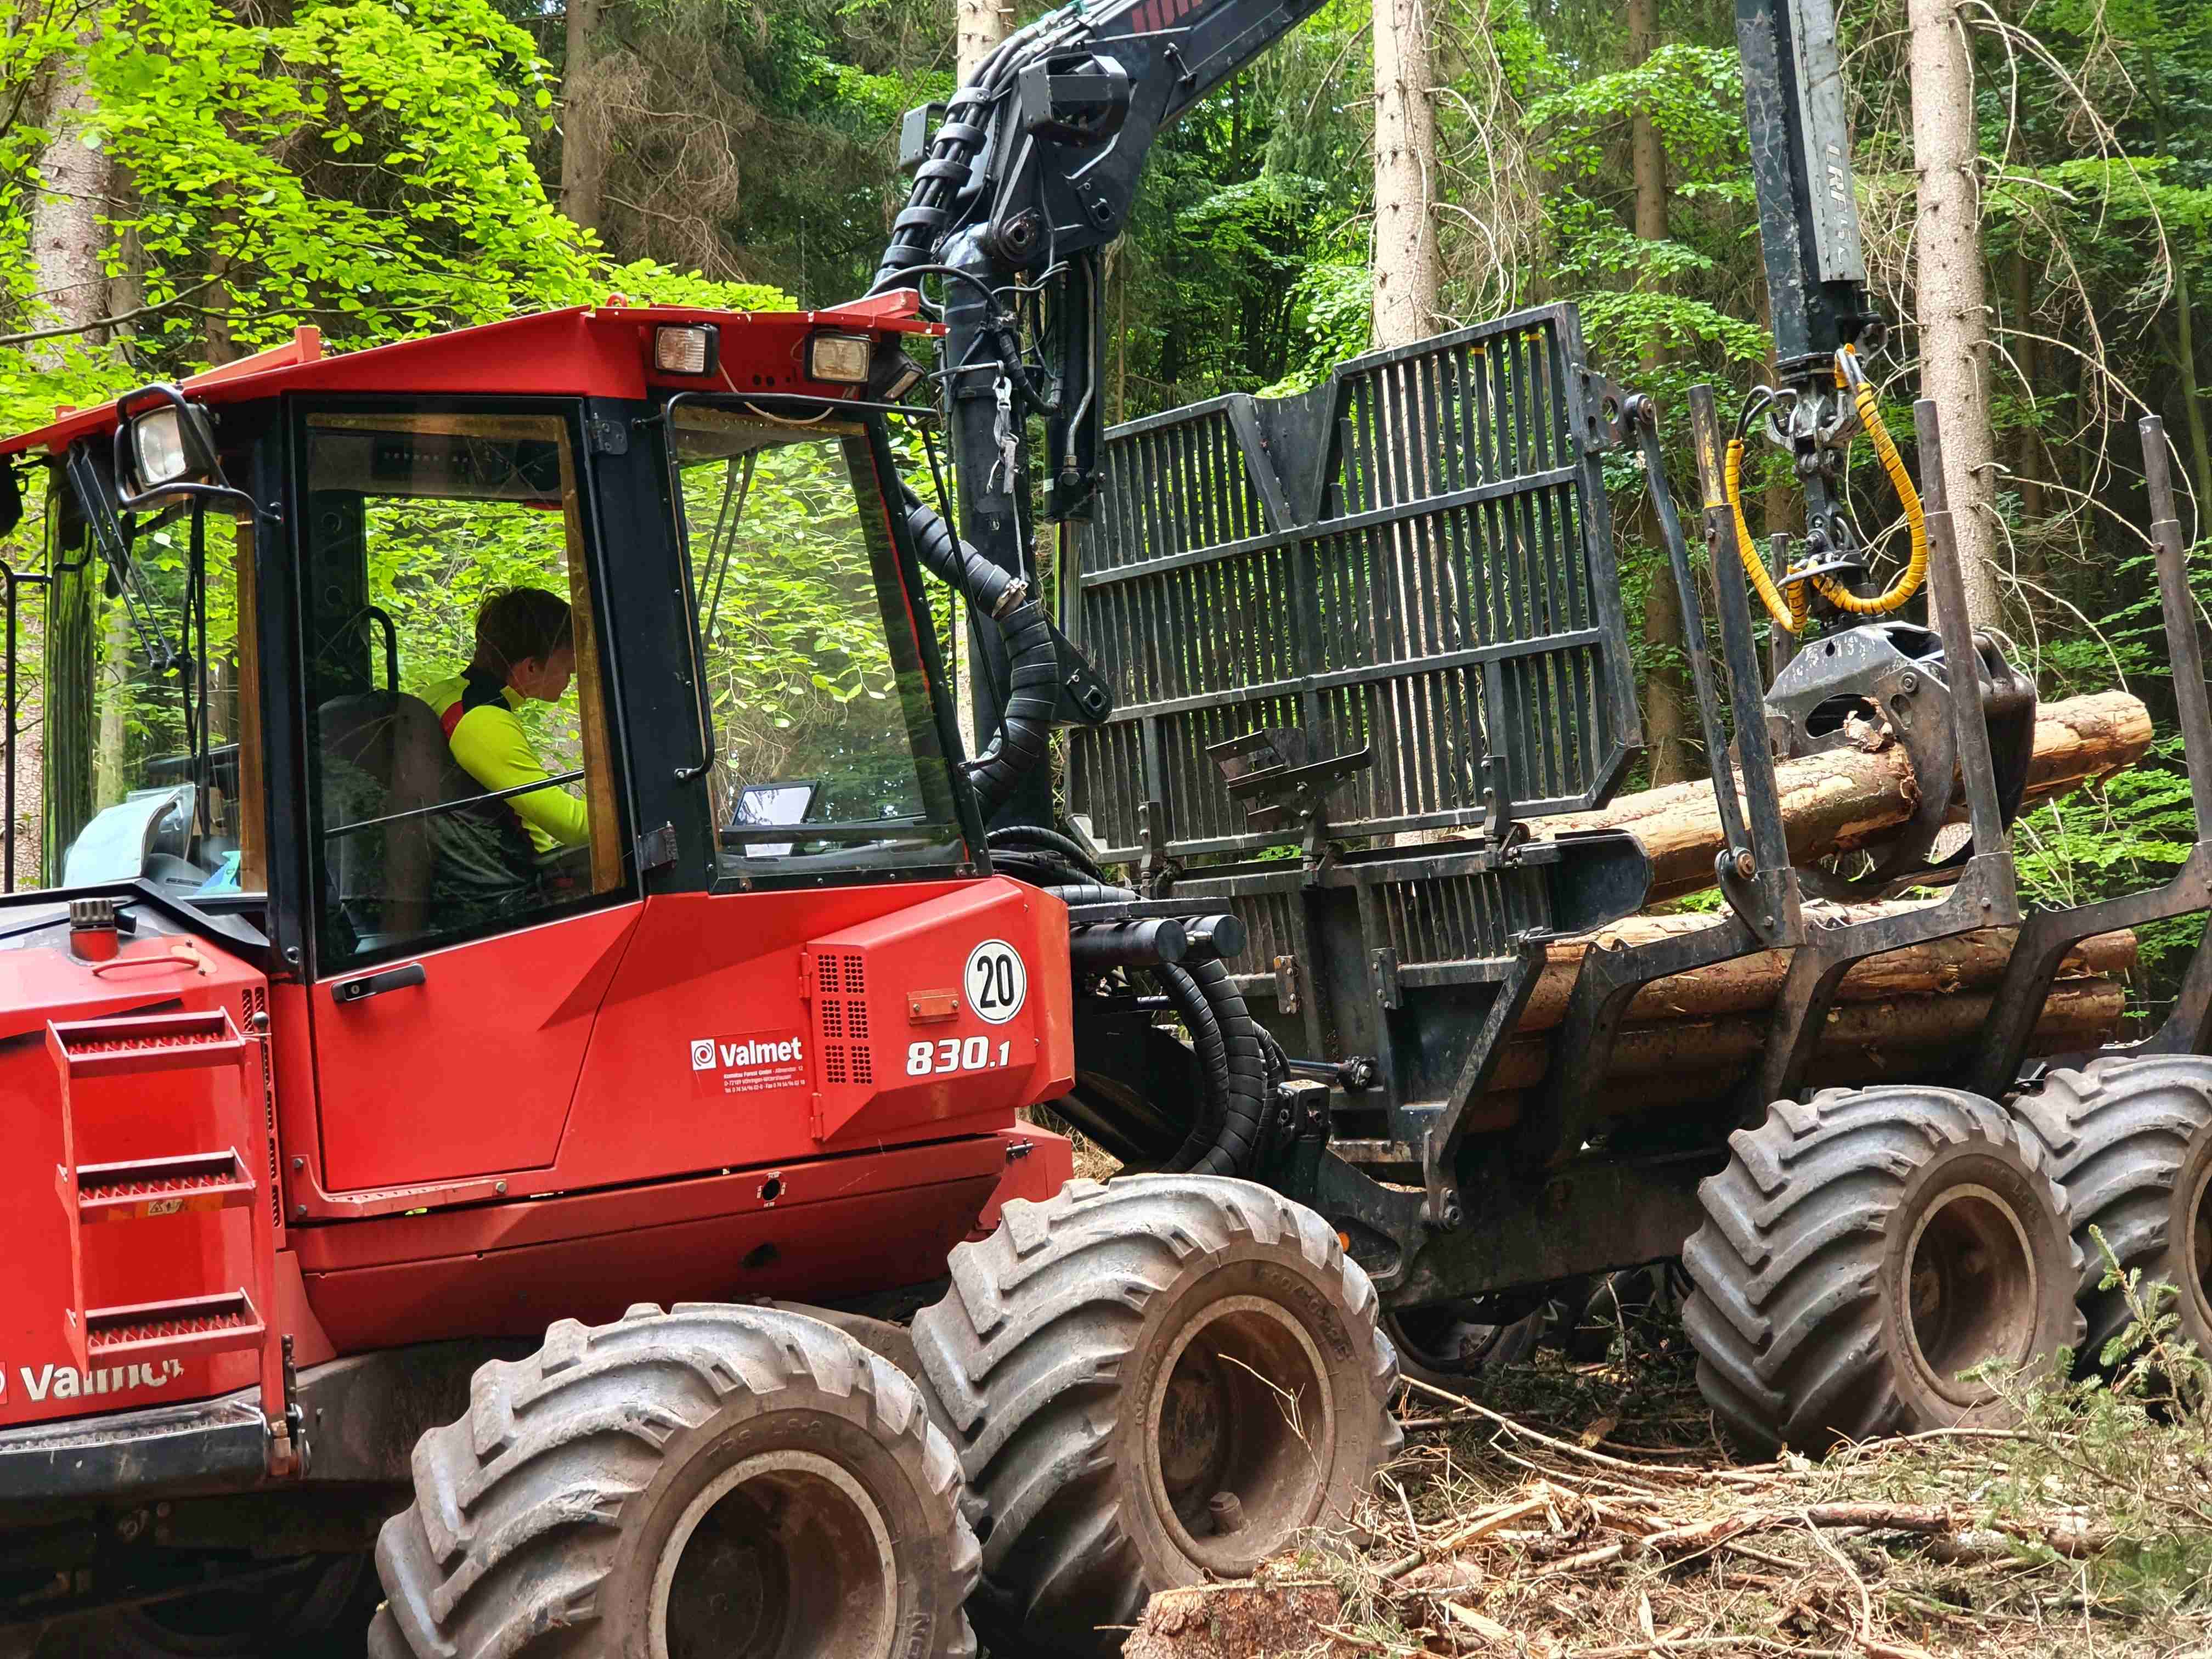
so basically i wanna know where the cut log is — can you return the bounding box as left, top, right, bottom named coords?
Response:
left=1452, top=978, right=2125, bottom=1134
left=1516, top=904, right=2137, bottom=1032
left=1464, top=690, right=2151, bottom=903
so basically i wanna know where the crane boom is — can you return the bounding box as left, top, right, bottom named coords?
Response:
left=873, top=0, right=1887, bottom=825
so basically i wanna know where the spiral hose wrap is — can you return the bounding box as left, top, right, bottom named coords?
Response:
left=902, top=496, right=1058, bottom=820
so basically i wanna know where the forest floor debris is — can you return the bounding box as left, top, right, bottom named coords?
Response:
left=1125, top=1272, right=2212, bottom=1658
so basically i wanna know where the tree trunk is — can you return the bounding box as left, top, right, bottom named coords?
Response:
left=26, top=56, right=114, bottom=370
left=1628, top=0, right=1691, bottom=786
left=1907, top=0, right=2002, bottom=626
left=957, top=0, right=1013, bottom=81
left=951, top=0, right=1016, bottom=766
left=91, top=601, right=129, bottom=812
left=19, top=50, right=115, bottom=888
left=1466, top=688, right=2152, bottom=901
left=1372, top=0, right=1438, bottom=348
left=1444, top=978, right=2125, bottom=1136
left=2010, top=245, right=2044, bottom=523
left=560, top=0, right=607, bottom=233
left=2171, top=258, right=2212, bottom=520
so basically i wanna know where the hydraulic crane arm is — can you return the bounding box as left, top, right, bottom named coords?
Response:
left=872, top=0, right=1891, bottom=823
left=1734, top=0, right=1889, bottom=578
left=869, top=0, right=1335, bottom=822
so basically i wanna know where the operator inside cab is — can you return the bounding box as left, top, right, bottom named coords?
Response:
left=419, top=589, right=591, bottom=915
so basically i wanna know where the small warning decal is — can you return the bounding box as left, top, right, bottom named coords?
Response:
left=690, top=1030, right=809, bottom=1098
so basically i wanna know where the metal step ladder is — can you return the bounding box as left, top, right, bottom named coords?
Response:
left=47, top=1008, right=282, bottom=1433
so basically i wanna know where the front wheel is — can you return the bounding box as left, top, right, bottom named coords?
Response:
left=912, top=1176, right=1400, bottom=1657
left=370, top=1303, right=977, bottom=1659
left=1684, top=1086, right=2084, bottom=1454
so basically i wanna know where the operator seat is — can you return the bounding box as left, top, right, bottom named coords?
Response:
left=315, top=691, right=444, bottom=951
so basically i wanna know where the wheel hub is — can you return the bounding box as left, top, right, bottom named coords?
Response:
left=1901, top=1183, right=2039, bottom=1406
left=1158, top=1362, right=1227, bottom=1491
left=1144, top=1295, right=1334, bottom=1575
left=652, top=1449, right=897, bottom=1659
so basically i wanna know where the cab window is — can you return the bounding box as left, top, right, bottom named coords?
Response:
left=41, top=464, right=264, bottom=898
left=300, top=410, right=625, bottom=967
left=670, top=407, right=964, bottom=882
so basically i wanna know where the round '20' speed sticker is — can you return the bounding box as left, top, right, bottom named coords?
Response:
left=965, top=939, right=1028, bottom=1025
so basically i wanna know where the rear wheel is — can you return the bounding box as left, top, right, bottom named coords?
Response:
left=370, top=1304, right=977, bottom=1659
left=1684, top=1086, right=2083, bottom=1454
left=2012, top=1055, right=2212, bottom=1366
left=912, top=1176, right=1399, bottom=1657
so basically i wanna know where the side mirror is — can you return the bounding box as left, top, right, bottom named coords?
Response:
left=0, top=465, right=20, bottom=541
left=112, top=386, right=222, bottom=505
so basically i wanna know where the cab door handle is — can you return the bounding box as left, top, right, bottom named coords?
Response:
left=333, top=962, right=427, bottom=1003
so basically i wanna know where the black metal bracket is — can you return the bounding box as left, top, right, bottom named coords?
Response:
left=1211, top=727, right=1373, bottom=835
left=1966, top=414, right=2212, bottom=1091
left=636, top=821, right=680, bottom=873
left=1049, top=617, right=1116, bottom=725
left=1745, top=399, right=2021, bottom=1110
left=1421, top=932, right=1548, bottom=1229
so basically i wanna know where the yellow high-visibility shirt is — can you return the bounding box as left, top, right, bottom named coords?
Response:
left=421, top=669, right=589, bottom=854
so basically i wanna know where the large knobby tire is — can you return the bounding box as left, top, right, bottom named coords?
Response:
left=369, top=1304, right=978, bottom=1659
left=912, top=1176, right=1400, bottom=1656
left=2012, top=1055, right=2212, bottom=1364
left=1684, top=1086, right=2084, bottom=1454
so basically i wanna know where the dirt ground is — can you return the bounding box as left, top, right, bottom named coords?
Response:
left=1126, top=1279, right=2212, bottom=1659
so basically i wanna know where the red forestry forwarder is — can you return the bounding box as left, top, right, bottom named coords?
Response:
left=0, top=286, right=1401, bottom=1659
left=7, top=0, right=2212, bottom=1648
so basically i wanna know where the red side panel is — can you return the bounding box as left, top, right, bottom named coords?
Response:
left=311, top=906, right=641, bottom=1190
left=808, top=881, right=1073, bottom=1146
left=0, top=940, right=274, bottom=1430
left=974, top=1125, right=1076, bottom=1236
left=297, top=1136, right=1007, bottom=1350
left=554, top=881, right=1068, bottom=1186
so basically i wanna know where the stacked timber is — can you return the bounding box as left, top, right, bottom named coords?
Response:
left=1402, top=687, right=2158, bottom=1132
left=1429, top=690, right=2153, bottom=904
left=1439, top=907, right=2137, bottom=1138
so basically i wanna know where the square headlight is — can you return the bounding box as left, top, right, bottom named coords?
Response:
left=806, top=332, right=872, bottom=386
left=132, top=407, right=191, bottom=487
left=653, top=324, right=720, bottom=376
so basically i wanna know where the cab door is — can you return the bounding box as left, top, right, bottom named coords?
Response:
left=291, top=404, right=638, bottom=1191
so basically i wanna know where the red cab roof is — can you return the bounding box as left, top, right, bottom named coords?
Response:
left=1, top=295, right=939, bottom=458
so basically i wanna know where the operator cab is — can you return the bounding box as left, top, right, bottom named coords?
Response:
left=0, top=301, right=979, bottom=977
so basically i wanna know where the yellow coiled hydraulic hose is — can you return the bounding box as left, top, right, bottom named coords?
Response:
left=1722, top=345, right=1930, bottom=634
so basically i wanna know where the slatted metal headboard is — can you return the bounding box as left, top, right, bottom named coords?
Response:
left=1063, top=304, right=1641, bottom=863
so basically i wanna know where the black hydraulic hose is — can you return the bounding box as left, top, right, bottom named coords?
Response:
left=903, top=495, right=1058, bottom=820
left=1153, top=960, right=1231, bottom=1167
left=1036, top=872, right=1267, bottom=1179
left=986, top=823, right=1110, bottom=884
left=1164, top=955, right=1267, bottom=1178
left=1032, top=879, right=1132, bottom=910
left=871, top=27, right=1037, bottom=293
